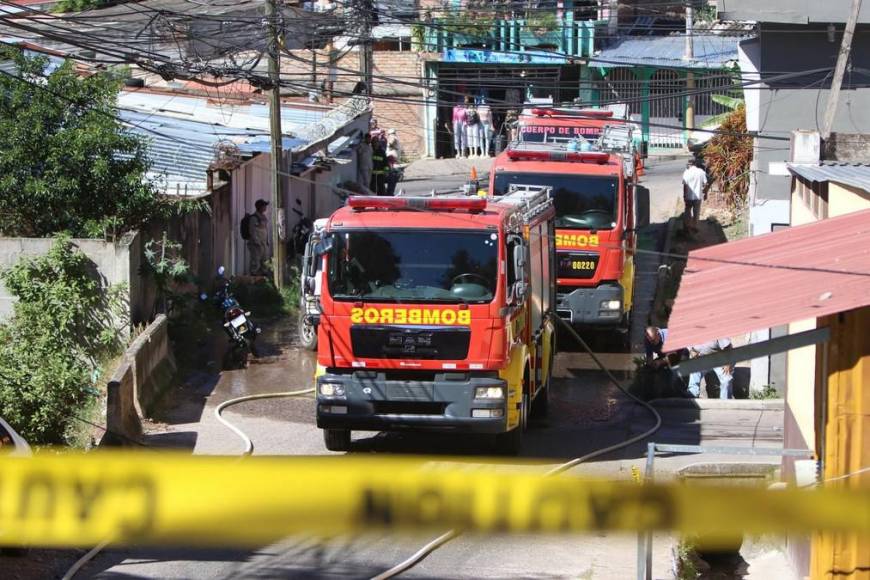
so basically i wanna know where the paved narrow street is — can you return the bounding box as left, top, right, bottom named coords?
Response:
left=65, top=158, right=788, bottom=579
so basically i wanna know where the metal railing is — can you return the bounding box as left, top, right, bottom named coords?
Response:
left=636, top=442, right=814, bottom=580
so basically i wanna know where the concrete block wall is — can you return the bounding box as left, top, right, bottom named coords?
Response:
left=103, top=314, right=176, bottom=446
left=0, top=234, right=153, bottom=326
left=129, top=314, right=176, bottom=417
left=104, top=358, right=141, bottom=446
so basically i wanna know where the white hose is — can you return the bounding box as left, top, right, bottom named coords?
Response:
left=61, top=540, right=110, bottom=580
left=369, top=530, right=460, bottom=580
left=371, top=317, right=663, bottom=579
left=60, top=388, right=315, bottom=580
left=215, top=388, right=316, bottom=456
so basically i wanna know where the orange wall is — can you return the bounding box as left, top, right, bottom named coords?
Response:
left=812, top=307, right=870, bottom=579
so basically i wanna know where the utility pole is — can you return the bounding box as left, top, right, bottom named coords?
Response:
left=266, top=0, right=285, bottom=289
left=607, top=0, right=618, bottom=42
left=821, top=0, right=863, bottom=140
left=684, top=1, right=695, bottom=132
left=359, top=0, right=373, bottom=96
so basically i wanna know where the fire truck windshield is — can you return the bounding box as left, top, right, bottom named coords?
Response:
left=493, top=172, right=618, bottom=230
left=327, top=230, right=498, bottom=303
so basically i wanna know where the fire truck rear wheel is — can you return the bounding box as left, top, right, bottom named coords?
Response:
left=323, top=428, right=351, bottom=452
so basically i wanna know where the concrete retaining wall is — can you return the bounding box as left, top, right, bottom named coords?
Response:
left=104, top=314, right=176, bottom=446
left=0, top=232, right=155, bottom=325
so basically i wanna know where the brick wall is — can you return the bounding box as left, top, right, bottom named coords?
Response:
left=372, top=51, right=425, bottom=159
left=281, top=48, right=427, bottom=159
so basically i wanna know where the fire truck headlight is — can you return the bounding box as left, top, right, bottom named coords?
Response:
left=319, top=382, right=346, bottom=397
left=600, top=300, right=621, bottom=311
left=475, top=386, right=505, bottom=399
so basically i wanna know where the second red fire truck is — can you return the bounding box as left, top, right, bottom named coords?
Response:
left=489, top=126, right=648, bottom=339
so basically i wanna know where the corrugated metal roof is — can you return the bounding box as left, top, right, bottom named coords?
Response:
left=594, top=35, right=742, bottom=69
left=117, top=93, right=337, bottom=195
left=787, top=162, right=870, bottom=191
left=118, top=91, right=326, bottom=135
left=666, top=209, right=870, bottom=351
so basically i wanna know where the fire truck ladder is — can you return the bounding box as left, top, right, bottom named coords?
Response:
left=500, top=184, right=553, bottom=226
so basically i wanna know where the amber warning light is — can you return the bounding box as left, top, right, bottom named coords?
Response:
left=347, top=196, right=487, bottom=212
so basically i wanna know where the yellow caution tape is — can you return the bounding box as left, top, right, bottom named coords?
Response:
left=1, top=452, right=868, bottom=548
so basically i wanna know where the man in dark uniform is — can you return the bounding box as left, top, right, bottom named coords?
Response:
left=370, top=139, right=388, bottom=196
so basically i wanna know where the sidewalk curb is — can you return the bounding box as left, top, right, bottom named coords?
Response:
left=650, top=397, right=784, bottom=411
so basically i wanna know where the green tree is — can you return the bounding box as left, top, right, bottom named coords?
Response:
left=0, top=48, right=166, bottom=238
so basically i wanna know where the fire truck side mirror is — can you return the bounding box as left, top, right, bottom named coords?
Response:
left=314, top=235, right=334, bottom=257
left=512, top=243, right=526, bottom=278
left=304, top=276, right=316, bottom=294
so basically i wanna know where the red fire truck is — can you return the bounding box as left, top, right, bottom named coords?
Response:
left=313, top=187, right=556, bottom=454
left=489, top=132, right=648, bottom=339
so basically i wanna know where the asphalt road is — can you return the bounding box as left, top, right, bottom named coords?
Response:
left=60, top=157, right=787, bottom=580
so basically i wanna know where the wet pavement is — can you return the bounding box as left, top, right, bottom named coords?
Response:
left=75, top=159, right=791, bottom=579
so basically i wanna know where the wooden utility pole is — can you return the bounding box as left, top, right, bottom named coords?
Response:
left=359, top=0, right=373, bottom=96
left=821, top=0, right=863, bottom=140
left=266, top=0, right=285, bottom=289
left=684, top=1, right=695, bottom=132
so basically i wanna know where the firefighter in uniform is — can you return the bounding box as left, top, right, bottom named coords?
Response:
left=371, top=139, right=388, bottom=196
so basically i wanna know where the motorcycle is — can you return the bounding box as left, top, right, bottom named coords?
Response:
left=202, top=266, right=261, bottom=369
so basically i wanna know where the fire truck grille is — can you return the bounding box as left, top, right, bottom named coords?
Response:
left=557, top=252, right=600, bottom=279
left=350, top=325, right=471, bottom=360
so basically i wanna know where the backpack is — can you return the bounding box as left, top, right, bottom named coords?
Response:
left=466, top=109, right=480, bottom=125
left=240, top=213, right=252, bottom=240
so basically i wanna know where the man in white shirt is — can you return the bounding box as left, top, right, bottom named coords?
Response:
left=682, top=158, right=710, bottom=235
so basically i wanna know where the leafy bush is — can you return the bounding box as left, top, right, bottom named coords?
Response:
left=703, top=104, right=752, bottom=210
left=140, top=233, right=192, bottom=316
left=0, top=237, right=124, bottom=444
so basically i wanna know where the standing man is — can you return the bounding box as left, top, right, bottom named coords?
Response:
left=357, top=133, right=373, bottom=191
left=370, top=138, right=388, bottom=196
left=249, top=199, right=270, bottom=276
left=687, top=338, right=734, bottom=399
left=682, top=158, right=710, bottom=236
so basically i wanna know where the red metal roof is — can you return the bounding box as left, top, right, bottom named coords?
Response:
left=665, top=208, right=870, bottom=351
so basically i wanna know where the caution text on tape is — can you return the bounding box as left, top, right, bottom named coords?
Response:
left=1, top=453, right=868, bottom=547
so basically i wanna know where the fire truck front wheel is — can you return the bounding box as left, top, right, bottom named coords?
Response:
left=323, top=428, right=351, bottom=452
left=495, top=391, right=528, bottom=455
